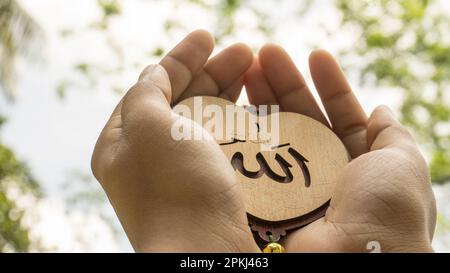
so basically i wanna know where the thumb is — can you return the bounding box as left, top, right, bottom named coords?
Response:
left=367, top=105, right=417, bottom=153
left=366, top=105, right=431, bottom=200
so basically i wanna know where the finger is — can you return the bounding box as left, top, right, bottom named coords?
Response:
left=121, top=64, right=172, bottom=126
left=159, top=29, right=214, bottom=104
left=180, top=43, right=253, bottom=103
left=258, top=44, right=328, bottom=124
left=219, top=75, right=245, bottom=102
left=101, top=62, right=172, bottom=133
left=244, top=57, right=278, bottom=106
left=367, top=105, right=416, bottom=152
left=93, top=64, right=170, bottom=181
left=309, top=49, right=368, bottom=157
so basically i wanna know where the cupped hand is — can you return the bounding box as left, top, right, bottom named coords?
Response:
left=91, top=30, right=259, bottom=252
left=245, top=45, right=436, bottom=252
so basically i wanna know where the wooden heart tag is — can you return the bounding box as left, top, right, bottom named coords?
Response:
left=176, top=96, right=349, bottom=242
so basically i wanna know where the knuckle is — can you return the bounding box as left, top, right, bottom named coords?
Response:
left=385, top=123, right=410, bottom=139
left=122, top=83, right=163, bottom=123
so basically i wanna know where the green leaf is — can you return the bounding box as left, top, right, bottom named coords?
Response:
left=97, top=0, right=121, bottom=18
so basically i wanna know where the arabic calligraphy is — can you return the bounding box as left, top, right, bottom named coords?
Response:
left=220, top=139, right=311, bottom=187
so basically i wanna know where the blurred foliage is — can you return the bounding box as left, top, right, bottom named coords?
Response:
left=181, top=0, right=274, bottom=42
left=336, top=0, right=450, bottom=183
left=0, top=0, right=41, bottom=252
left=0, top=0, right=41, bottom=99
left=0, top=140, right=39, bottom=252
left=98, top=0, right=121, bottom=17
left=92, top=0, right=121, bottom=30
left=1, top=0, right=449, bottom=252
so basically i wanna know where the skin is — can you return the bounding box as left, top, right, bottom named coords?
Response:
left=92, top=30, right=436, bottom=252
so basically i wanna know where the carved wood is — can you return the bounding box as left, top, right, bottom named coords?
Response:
left=177, top=96, right=349, bottom=241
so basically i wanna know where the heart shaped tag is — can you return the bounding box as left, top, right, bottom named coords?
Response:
left=175, top=96, right=349, bottom=242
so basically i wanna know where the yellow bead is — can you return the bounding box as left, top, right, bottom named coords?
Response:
left=262, top=242, right=285, bottom=253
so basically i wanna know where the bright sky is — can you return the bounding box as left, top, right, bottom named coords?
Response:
left=1, top=0, right=449, bottom=252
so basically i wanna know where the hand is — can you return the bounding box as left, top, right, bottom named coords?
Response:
left=244, top=45, right=436, bottom=252
left=91, top=30, right=259, bottom=252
